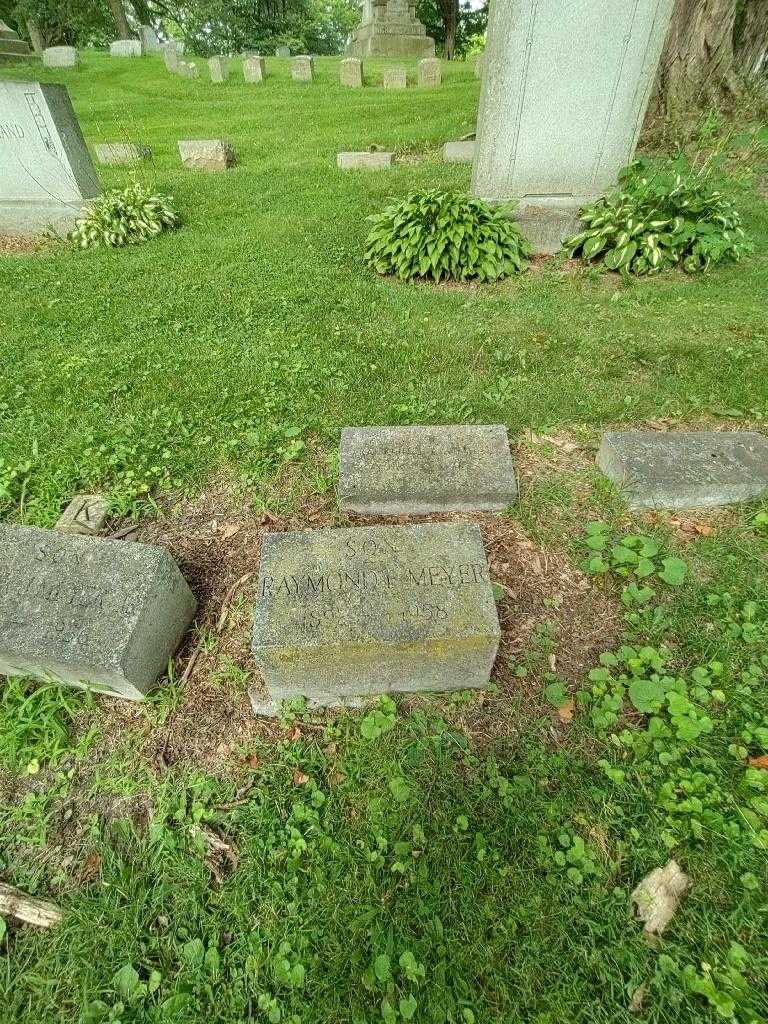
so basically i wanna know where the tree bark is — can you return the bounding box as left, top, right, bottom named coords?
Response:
left=653, top=0, right=739, bottom=114
left=108, top=0, right=135, bottom=39
left=26, top=18, right=45, bottom=52
left=438, top=0, right=458, bottom=59
left=735, top=0, right=768, bottom=75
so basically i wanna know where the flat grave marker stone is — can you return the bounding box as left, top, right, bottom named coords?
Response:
left=337, top=150, right=394, bottom=170
left=443, top=139, right=475, bottom=163
left=110, top=39, right=143, bottom=57
left=340, top=424, right=518, bottom=515
left=252, top=522, right=501, bottom=707
left=0, top=525, right=196, bottom=701
left=0, top=80, right=101, bottom=235
left=597, top=431, right=768, bottom=509
left=55, top=495, right=109, bottom=536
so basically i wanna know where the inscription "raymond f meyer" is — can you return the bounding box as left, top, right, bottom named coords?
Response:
left=261, top=560, right=490, bottom=599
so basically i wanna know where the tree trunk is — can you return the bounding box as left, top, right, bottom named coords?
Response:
left=108, top=0, right=135, bottom=38
left=653, top=0, right=739, bottom=114
left=735, top=0, right=768, bottom=75
left=439, top=0, right=458, bottom=59
left=26, top=18, right=44, bottom=52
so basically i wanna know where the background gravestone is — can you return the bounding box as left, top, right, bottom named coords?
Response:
left=471, top=0, right=675, bottom=253
left=178, top=61, right=199, bottom=78
left=275, top=45, right=291, bottom=57
left=95, top=142, right=151, bottom=165
left=291, top=55, right=314, bottom=81
left=208, top=55, right=229, bottom=82
left=337, top=150, right=394, bottom=170
left=178, top=138, right=235, bottom=170
left=43, top=46, right=78, bottom=68
left=139, top=25, right=161, bottom=53
left=252, top=523, right=500, bottom=707
left=597, top=431, right=768, bottom=509
left=0, top=525, right=196, bottom=701
left=383, top=66, right=407, bottom=89
left=418, top=57, right=441, bottom=87
left=0, top=80, right=101, bottom=236
left=243, top=55, right=266, bottom=82
left=347, top=0, right=435, bottom=58
left=340, top=57, right=363, bottom=87
left=110, top=39, right=143, bottom=57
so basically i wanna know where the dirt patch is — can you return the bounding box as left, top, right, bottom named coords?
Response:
left=0, top=235, right=47, bottom=255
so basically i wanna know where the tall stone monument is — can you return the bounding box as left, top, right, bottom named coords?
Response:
left=0, top=19, right=33, bottom=63
left=0, top=80, right=101, bottom=236
left=346, top=0, right=434, bottom=58
left=471, top=0, right=676, bottom=253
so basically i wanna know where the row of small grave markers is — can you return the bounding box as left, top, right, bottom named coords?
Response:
left=2, top=427, right=767, bottom=716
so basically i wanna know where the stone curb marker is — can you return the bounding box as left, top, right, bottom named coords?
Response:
left=339, top=424, right=518, bottom=515
left=0, top=525, right=196, bottom=701
left=251, top=522, right=501, bottom=708
left=337, top=151, right=394, bottom=170
left=597, top=431, right=768, bottom=510
left=443, top=140, right=475, bottom=164
left=110, top=39, right=143, bottom=57
left=55, top=495, right=109, bottom=536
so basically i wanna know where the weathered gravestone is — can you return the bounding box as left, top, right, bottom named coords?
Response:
left=0, top=80, right=101, bottom=236
left=340, top=57, right=363, bottom=87
left=178, top=138, right=235, bottom=170
left=291, top=55, right=314, bottom=81
left=251, top=523, right=500, bottom=708
left=382, top=66, right=406, bottom=89
left=418, top=56, right=441, bottom=87
left=139, top=25, right=161, bottom=53
left=443, top=139, right=475, bottom=163
left=163, top=44, right=179, bottom=72
left=0, top=526, right=196, bottom=701
left=597, top=431, right=768, bottom=510
left=0, top=19, right=33, bottom=63
left=337, top=150, right=394, bottom=170
left=95, top=142, right=151, bottom=165
left=347, top=0, right=435, bottom=58
left=208, top=55, right=229, bottom=82
left=471, top=0, right=675, bottom=252
left=43, top=46, right=78, bottom=68
left=243, top=55, right=266, bottom=82
left=340, top=425, right=518, bottom=515
left=110, top=39, right=143, bottom=57
left=275, top=45, right=291, bottom=57
left=55, top=494, right=110, bottom=536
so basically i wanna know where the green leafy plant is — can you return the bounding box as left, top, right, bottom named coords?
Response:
left=69, top=182, right=179, bottom=249
left=566, top=158, right=752, bottom=275
left=364, top=189, right=531, bottom=284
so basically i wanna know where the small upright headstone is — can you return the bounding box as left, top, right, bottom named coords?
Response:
left=597, top=431, right=768, bottom=510
left=177, top=60, right=199, bottom=78
left=0, top=80, right=101, bottom=236
left=443, top=140, right=475, bottom=163
left=243, top=55, right=265, bottom=82
left=55, top=495, right=109, bottom=536
left=291, top=55, right=314, bottom=81
left=178, top=139, right=235, bottom=170
left=0, top=525, right=196, bottom=701
left=340, top=57, right=363, bottom=87
left=383, top=66, right=407, bottom=89
left=340, top=425, right=518, bottom=515
left=43, top=46, right=78, bottom=68
left=337, top=151, right=394, bottom=170
left=95, top=142, right=152, bottom=166
left=138, top=25, right=161, bottom=53
left=163, top=43, right=180, bottom=72
left=251, top=523, right=500, bottom=708
left=418, top=57, right=441, bottom=87
left=208, top=55, right=229, bottom=82
left=275, top=45, right=291, bottom=57
left=109, top=39, right=143, bottom=57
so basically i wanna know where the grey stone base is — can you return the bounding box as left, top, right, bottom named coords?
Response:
left=511, top=197, right=586, bottom=255
left=249, top=687, right=371, bottom=717
left=0, top=199, right=86, bottom=237
left=347, top=36, right=435, bottom=58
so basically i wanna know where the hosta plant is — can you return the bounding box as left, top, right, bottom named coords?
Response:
left=69, top=182, right=179, bottom=249
left=364, top=189, right=531, bottom=284
left=566, top=158, right=752, bottom=275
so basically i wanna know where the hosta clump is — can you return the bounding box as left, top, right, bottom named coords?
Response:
left=69, top=182, right=179, bottom=249
left=566, top=158, right=752, bottom=275
left=364, top=189, right=531, bottom=283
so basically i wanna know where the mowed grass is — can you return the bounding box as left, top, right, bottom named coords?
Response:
left=0, top=53, right=767, bottom=522
left=1, top=53, right=768, bottom=1024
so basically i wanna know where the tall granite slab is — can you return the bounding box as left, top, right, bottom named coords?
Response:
left=291, top=55, right=314, bottom=81
left=243, top=55, right=266, bottom=82
left=383, top=66, right=406, bottom=89
left=208, top=55, right=229, bottom=82
left=597, top=431, right=768, bottom=510
left=43, top=46, right=78, bottom=68
left=110, top=39, right=143, bottom=57
left=340, top=425, right=518, bottom=515
left=139, top=25, right=161, bottom=53
left=0, top=19, right=33, bottom=63
left=252, top=523, right=501, bottom=707
left=340, top=57, right=363, bottom=87
left=418, top=57, right=441, bottom=87
left=0, top=526, right=196, bottom=701
left=347, top=0, right=435, bottom=58
left=0, top=81, right=101, bottom=236
left=471, top=0, right=675, bottom=253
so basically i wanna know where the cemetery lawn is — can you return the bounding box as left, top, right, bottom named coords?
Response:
left=1, top=53, right=768, bottom=1024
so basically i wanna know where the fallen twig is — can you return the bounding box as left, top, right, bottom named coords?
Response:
left=0, top=884, right=62, bottom=928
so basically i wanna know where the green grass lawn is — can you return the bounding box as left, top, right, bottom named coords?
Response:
left=1, top=52, right=768, bottom=1024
